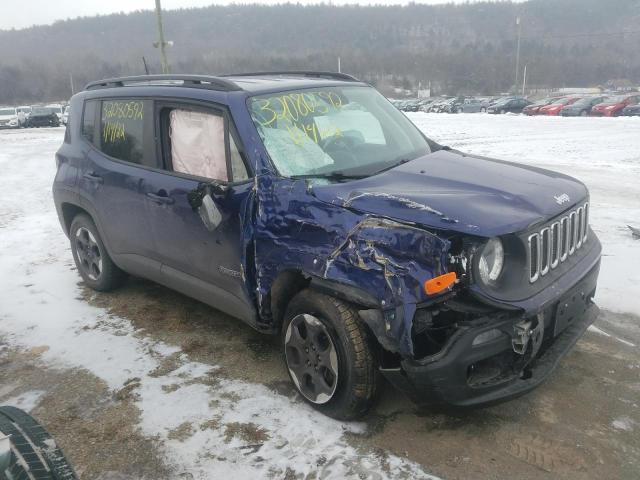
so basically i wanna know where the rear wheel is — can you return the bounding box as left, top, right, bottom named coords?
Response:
left=500, top=109, right=506, bottom=114
left=282, top=290, right=381, bottom=420
left=70, top=214, right=126, bottom=291
left=580, top=110, right=588, bottom=117
left=0, top=406, right=77, bottom=479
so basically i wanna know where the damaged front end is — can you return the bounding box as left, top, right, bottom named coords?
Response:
left=252, top=164, right=601, bottom=408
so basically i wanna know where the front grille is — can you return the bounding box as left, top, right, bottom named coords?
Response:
left=528, top=202, right=589, bottom=283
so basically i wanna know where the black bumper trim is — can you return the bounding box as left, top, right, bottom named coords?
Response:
left=382, top=261, right=600, bottom=408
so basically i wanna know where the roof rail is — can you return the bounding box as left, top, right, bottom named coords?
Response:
left=84, top=75, right=243, bottom=92
left=222, top=71, right=360, bottom=82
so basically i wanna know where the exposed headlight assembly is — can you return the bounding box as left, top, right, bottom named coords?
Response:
left=478, top=237, right=504, bottom=285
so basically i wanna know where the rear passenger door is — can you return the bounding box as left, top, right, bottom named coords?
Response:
left=77, top=98, right=159, bottom=274
left=142, top=100, right=256, bottom=323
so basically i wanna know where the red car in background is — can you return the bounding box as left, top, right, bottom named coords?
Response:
left=538, top=97, right=582, bottom=116
left=523, top=97, right=563, bottom=116
left=591, top=94, right=640, bottom=117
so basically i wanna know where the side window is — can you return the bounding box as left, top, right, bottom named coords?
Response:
left=82, top=100, right=97, bottom=144
left=99, top=99, right=147, bottom=165
left=168, top=109, right=228, bottom=181
left=160, top=106, right=251, bottom=182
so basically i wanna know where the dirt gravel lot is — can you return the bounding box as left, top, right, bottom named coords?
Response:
left=1, top=123, right=639, bottom=479
left=1, top=279, right=639, bottom=479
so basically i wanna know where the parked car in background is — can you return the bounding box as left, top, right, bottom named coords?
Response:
left=62, top=106, right=71, bottom=125
left=452, top=98, right=487, bottom=113
left=17, top=105, right=32, bottom=120
left=27, top=106, right=61, bottom=127
left=539, top=97, right=582, bottom=116
left=46, top=104, right=65, bottom=123
left=487, top=97, right=531, bottom=114
left=560, top=96, right=609, bottom=117
left=523, top=97, right=562, bottom=116
left=621, top=103, right=640, bottom=116
left=591, top=94, right=640, bottom=117
left=0, top=107, right=26, bottom=128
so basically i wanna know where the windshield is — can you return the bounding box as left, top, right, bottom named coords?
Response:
left=0, top=109, right=16, bottom=116
left=249, top=86, right=431, bottom=178
left=607, top=95, right=628, bottom=103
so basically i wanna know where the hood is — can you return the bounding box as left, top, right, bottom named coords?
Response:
left=0, top=114, right=16, bottom=120
left=310, top=150, right=588, bottom=237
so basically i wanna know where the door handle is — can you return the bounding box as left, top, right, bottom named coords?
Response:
left=83, top=172, right=103, bottom=184
left=146, top=192, right=175, bottom=205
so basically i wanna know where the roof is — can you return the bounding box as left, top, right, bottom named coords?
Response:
left=84, top=72, right=366, bottom=95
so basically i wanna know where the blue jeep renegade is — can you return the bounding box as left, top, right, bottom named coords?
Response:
left=53, top=73, right=601, bottom=419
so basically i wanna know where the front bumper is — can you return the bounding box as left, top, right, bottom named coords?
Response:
left=382, top=261, right=600, bottom=408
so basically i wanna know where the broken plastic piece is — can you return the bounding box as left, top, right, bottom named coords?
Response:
left=424, top=272, right=457, bottom=295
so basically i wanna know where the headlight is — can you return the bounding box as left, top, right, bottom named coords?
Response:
left=478, top=237, right=504, bottom=284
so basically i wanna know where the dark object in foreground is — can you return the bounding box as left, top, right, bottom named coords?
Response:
left=26, top=107, right=60, bottom=128
left=0, top=406, right=77, bottom=479
left=53, top=72, right=601, bottom=419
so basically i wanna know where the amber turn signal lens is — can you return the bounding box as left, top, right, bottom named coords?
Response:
left=424, top=272, right=457, bottom=295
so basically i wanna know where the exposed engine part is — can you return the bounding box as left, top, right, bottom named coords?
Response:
left=512, top=314, right=545, bottom=356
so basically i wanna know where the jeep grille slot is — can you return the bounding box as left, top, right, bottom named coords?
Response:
left=528, top=202, right=589, bottom=283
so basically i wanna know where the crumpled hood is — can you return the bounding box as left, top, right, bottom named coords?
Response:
left=311, top=150, right=588, bottom=236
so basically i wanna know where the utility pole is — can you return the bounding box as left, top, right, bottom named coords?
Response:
left=515, top=16, right=521, bottom=93
left=337, top=56, right=341, bottom=73
left=154, top=0, right=170, bottom=74
left=69, top=73, right=75, bottom=95
left=522, top=64, right=527, bottom=96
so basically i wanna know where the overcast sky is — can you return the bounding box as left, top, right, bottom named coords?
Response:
left=0, top=0, right=520, bottom=30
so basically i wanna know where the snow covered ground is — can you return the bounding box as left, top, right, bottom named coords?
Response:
left=0, top=114, right=638, bottom=478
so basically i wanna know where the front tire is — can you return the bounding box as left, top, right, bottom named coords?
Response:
left=282, top=290, right=381, bottom=420
left=70, top=214, right=125, bottom=291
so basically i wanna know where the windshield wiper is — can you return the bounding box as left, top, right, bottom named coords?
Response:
left=368, top=157, right=414, bottom=176
left=290, top=171, right=367, bottom=181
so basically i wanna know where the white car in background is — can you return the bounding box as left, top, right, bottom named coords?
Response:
left=46, top=104, right=65, bottom=124
left=0, top=107, right=26, bottom=128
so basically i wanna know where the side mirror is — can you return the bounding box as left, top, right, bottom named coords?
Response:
left=188, top=183, right=225, bottom=231
left=199, top=193, right=222, bottom=231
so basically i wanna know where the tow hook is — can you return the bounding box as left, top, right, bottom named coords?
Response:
left=512, top=314, right=545, bottom=356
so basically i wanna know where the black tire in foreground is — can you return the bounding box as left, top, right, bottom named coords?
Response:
left=282, top=290, right=381, bottom=420
left=0, top=406, right=77, bottom=479
left=69, top=213, right=126, bottom=291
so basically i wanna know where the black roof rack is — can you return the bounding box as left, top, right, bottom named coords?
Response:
left=222, top=71, right=360, bottom=82
left=84, top=75, right=243, bottom=92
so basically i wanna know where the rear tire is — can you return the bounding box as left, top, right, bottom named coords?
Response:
left=580, top=110, right=588, bottom=117
left=500, top=109, right=506, bottom=114
left=282, top=290, right=381, bottom=420
left=69, top=214, right=126, bottom=291
left=0, top=406, right=77, bottom=479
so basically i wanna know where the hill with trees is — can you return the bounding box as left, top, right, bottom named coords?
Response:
left=0, top=0, right=638, bottom=103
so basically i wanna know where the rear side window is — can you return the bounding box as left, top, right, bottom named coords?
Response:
left=82, top=100, right=97, bottom=143
left=99, top=99, right=149, bottom=165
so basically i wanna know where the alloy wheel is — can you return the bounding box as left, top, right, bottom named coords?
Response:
left=285, top=314, right=339, bottom=404
left=75, top=227, right=103, bottom=281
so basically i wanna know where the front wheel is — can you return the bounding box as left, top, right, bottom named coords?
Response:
left=282, top=290, right=381, bottom=420
left=70, top=214, right=126, bottom=291
left=580, top=110, right=588, bottom=117
left=500, top=109, right=506, bottom=114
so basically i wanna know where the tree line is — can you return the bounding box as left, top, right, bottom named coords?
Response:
left=0, top=0, right=638, bottom=104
